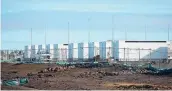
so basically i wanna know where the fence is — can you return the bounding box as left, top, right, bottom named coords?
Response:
left=0, top=50, right=24, bottom=62
left=23, top=47, right=168, bottom=62
left=1, top=47, right=171, bottom=69
left=0, top=47, right=168, bottom=61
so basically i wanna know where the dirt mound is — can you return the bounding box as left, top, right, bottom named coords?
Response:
left=1, top=63, right=172, bottom=90
left=38, top=66, right=75, bottom=73
left=104, top=83, right=172, bottom=90
left=77, top=70, right=119, bottom=79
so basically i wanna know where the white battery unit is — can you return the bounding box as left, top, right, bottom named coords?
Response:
left=78, top=42, right=89, bottom=59
left=94, top=42, right=100, bottom=57
left=83, top=43, right=89, bottom=59
left=53, top=44, right=58, bottom=59
left=58, top=44, right=68, bottom=61
left=73, top=43, right=78, bottom=59
left=46, top=44, right=54, bottom=59
left=24, top=45, right=31, bottom=58
left=105, top=40, right=113, bottom=59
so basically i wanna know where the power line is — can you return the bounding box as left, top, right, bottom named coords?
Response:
left=112, top=15, right=114, bottom=41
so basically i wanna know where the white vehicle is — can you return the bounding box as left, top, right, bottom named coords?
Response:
left=34, top=50, right=52, bottom=63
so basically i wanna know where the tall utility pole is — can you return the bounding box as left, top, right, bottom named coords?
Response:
left=30, top=28, right=33, bottom=62
left=112, top=15, right=114, bottom=41
left=45, top=27, right=46, bottom=45
left=168, top=24, right=170, bottom=41
left=31, top=28, right=32, bottom=46
left=88, top=17, right=91, bottom=43
left=68, top=22, right=70, bottom=44
left=145, top=25, right=147, bottom=41
left=125, top=28, right=127, bottom=40
left=44, top=26, right=47, bottom=56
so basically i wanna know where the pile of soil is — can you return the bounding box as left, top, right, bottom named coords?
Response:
left=1, top=62, right=172, bottom=90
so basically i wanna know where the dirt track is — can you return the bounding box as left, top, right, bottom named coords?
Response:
left=1, top=63, right=172, bottom=90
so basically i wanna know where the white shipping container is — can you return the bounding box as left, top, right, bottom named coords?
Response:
left=46, top=44, right=54, bottom=58
left=78, top=43, right=89, bottom=59
left=73, top=43, right=78, bottom=59
left=106, top=41, right=113, bottom=59
left=83, top=43, right=89, bottom=59
left=58, top=44, right=68, bottom=61
left=24, top=46, right=30, bottom=58
left=53, top=44, right=58, bottom=58
left=32, top=45, right=38, bottom=58
left=28, top=45, right=31, bottom=58
left=94, top=42, right=100, bottom=56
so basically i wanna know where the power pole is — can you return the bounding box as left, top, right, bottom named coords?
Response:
left=88, top=17, right=91, bottom=43
left=168, top=24, right=170, bottom=41
left=67, top=22, right=70, bottom=62
left=112, top=15, right=114, bottom=41
left=45, top=27, right=46, bottom=45
left=145, top=25, right=147, bottom=41
left=31, top=28, right=32, bottom=46
left=68, top=22, right=70, bottom=44
left=112, top=15, right=115, bottom=60
left=30, top=28, right=32, bottom=62
left=125, top=28, right=127, bottom=41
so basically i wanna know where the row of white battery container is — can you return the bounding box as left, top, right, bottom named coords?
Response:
left=24, top=40, right=117, bottom=61
left=24, top=40, right=168, bottom=61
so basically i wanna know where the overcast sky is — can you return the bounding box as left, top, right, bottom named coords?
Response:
left=1, top=0, right=172, bottom=50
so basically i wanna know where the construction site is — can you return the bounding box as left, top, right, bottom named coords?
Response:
left=1, top=40, right=172, bottom=90
left=1, top=0, right=172, bottom=90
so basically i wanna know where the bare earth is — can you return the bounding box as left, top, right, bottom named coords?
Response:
left=1, top=63, right=172, bottom=90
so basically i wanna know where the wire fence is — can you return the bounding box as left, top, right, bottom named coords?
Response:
left=0, top=47, right=168, bottom=62
left=1, top=47, right=171, bottom=69
left=0, top=50, right=24, bottom=60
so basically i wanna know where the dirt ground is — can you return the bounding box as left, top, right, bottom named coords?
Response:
left=1, top=62, right=172, bottom=90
